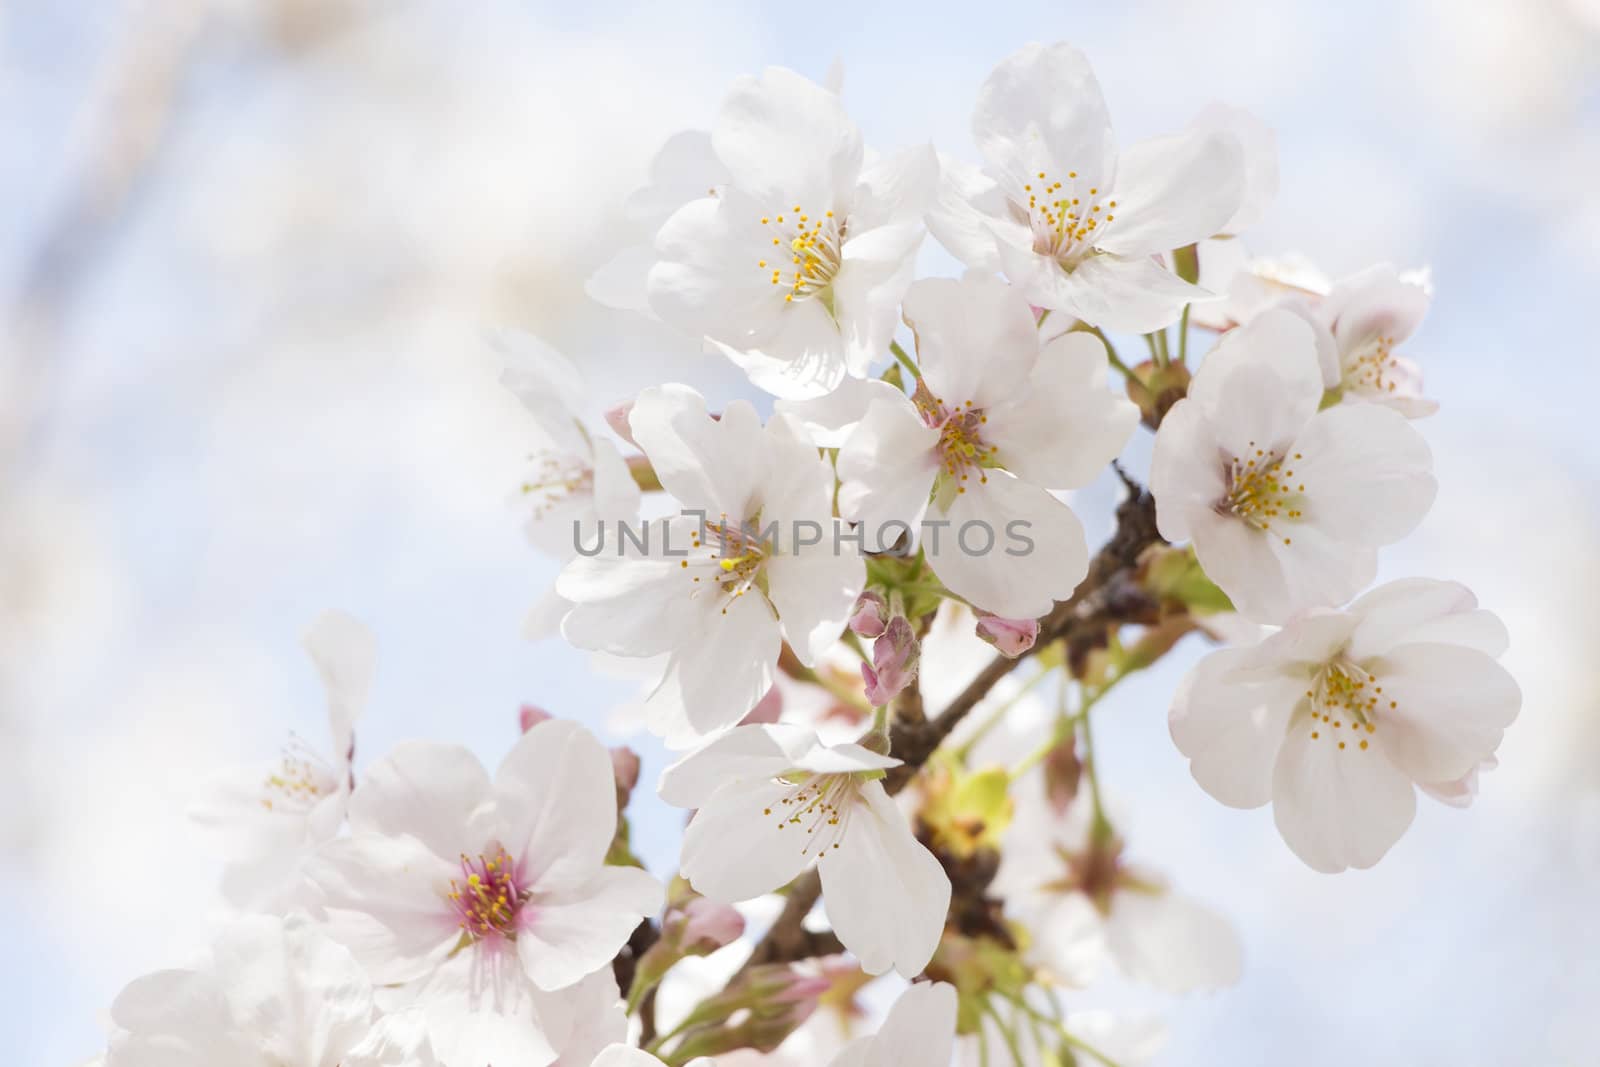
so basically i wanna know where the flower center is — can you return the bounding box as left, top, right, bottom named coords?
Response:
left=761, top=772, right=858, bottom=858
left=520, top=451, right=593, bottom=519
left=448, top=846, right=525, bottom=941
left=915, top=385, right=995, bottom=495
left=260, top=736, right=339, bottom=813
left=758, top=205, right=844, bottom=304
left=682, top=515, right=772, bottom=616
left=1302, top=657, right=1397, bottom=751
left=1218, top=443, right=1306, bottom=546
left=1016, top=168, right=1117, bottom=268
left=1341, top=334, right=1403, bottom=396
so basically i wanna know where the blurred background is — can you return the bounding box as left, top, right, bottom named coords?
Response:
left=3, top=1, right=1597, bottom=1063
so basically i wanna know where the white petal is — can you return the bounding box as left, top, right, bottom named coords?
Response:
left=973, top=42, right=1115, bottom=193
left=713, top=66, right=863, bottom=208
left=1104, top=887, right=1242, bottom=993
left=495, top=330, right=588, bottom=449
left=1190, top=103, right=1278, bottom=236
left=548, top=970, right=628, bottom=1067
left=645, top=590, right=781, bottom=735
left=495, top=719, right=618, bottom=892
left=1186, top=308, right=1322, bottom=458
left=303, top=609, right=375, bottom=759
left=647, top=193, right=785, bottom=347
left=410, top=944, right=564, bottom=1067
left=1147, top=398, right=1226, bottom=543
left=307, top=834, right=460, bottom=985
left=924, top=151, right=1011, bottom=273
left=346, top=741, right=491, bottom=858
left=1271, top=713, right=1416, bottom=872
left=985, top=331, right=1138, bottom=489
left=836, top=394, right=940, bottom=550
left=629, top=386, right=766, bottom=517
left=1346, top=577, right=1507, bottom=660
left=851, top=142, right=941, bottom=230
left=343, top=1011, right=439, bottom=1067
left=833, top=225, right=923, bottom=378
left=585, top=243, right=657, bottom=315
left=1170, top=648, right=1293, bottom=809
left=1096, top=129, right=1245, bottom=257
left=818, top=782, right=951, bottom=977
left=1371, top=642, right=1520, bottom=784
left=926, top=473, right=1088, bottom=619
left=593, top=1047, right=669, bottom=1067
left=775, top=376, right=909, bottom=448
left=1289, top=403, right=1435, bottom=545
left=766, top=534, right=866, bottom=667
left=517, top=864, right=663, bottom=991
left=211, top=915, right=373, bottom=1067
left=1329, top=264, right=1429, bottom=350
left=680, top=777, right=814, bottom=902
left=558, top=517, right=706, bottom=658
left=658, top=724, right=819, bottom=808
left=865, top=981, right=959, bottom=1067
left=1027, top=249, right=1203, bottom=334
left=903, top=275, right=1038, bottom=408
left=627, top=129, right=730, bottom=228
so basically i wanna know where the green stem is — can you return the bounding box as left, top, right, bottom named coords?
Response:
left=1177, top=302, right=1191, bottom=364
left=1004, top=992, right=1126, bottom=1067
left=889, top=339, right=921, bottom=379
left=981, top=999, right=1029, bottom=1067
left=1008, top=667, right=1132, bottom=781
left=1081, top=698, right=1113, bottom=844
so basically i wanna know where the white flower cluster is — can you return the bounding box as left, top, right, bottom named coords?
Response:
left=96, top=40, right=1518, bottom=1067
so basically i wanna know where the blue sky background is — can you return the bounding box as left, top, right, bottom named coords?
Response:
left=3, top=1, right=1598, bottom=1064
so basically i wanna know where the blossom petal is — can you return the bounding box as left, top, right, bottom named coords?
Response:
left=973, top=42, right=1115, bottom=193
left=1103, top=887, right=1242, bottom=993
left=517, top=865, right=664, bottom=991
left=629, top=386, right=767, bottom=518
left=1186, top=308, right=1322, bottom=457
left=927, top=472, right=1088, bottom=619
left=680, top=777, right=814, bottom=902
left=657, top=724, right=820, bottom=808
left=985, top=331, right=1139, bottom=489
left=903, top=275, right=1038, bottom=408
left=818, top=782, right=951, bottom=977
left=765, top=534, right=866, bottom=667
left=1347, top=577, right=1508, bottom=660
left=836, top=394, right=940, bottom=551
left=1289, top=403, right=1435, bottom=545
left=1095, top=129, right=1246, bottom=257
left=558, top=517, right=706, bottom=658
left=1170, top=648, right=1294, bottom=809
left=346, top=741, right=491, bottom=858
left=495, top=719, right=618, bottom=892
left=867, top=981, right=958, bottom=1067
left=309, top=834, right=461, bottom=985
left=1271, top=714, right=1416, bottom=872
left=303, top=610, right=375, bottom=759
left=1372, top=642, right=1521, bottom=784
left=712, top=66, right=862, bottom=208
left=644, top=589, right=781, bottom=735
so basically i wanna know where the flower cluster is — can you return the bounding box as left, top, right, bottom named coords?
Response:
left=95, top=40, right=1517, bottom=1067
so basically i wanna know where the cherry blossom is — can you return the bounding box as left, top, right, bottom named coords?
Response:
left=103, top=914, right=436, bottom=1067
left=660, top=724, right=951, bottom=978
left=836, top=274, right=1138, bottom=619
left=307, top=719, right=663, bottom=1066
left=190, top=610, right=374, bottom=911
left=647, top=67, right=938, bottom=397
left=1150, top=308, right=1436, bottom=623
left=928, top=41, right=1249, bottom=332
left=1170, top=578, right=1521, bottom=871
left=558, top=385, right=864, bottom=740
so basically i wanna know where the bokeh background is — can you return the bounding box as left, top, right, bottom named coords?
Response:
left=4, top=1, right=1598, bottom=1063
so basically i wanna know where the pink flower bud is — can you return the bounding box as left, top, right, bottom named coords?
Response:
left=976, top=613, right=1039, bottom=658
left=604, top=402, right=638, bottom=446
left=679, top=897, right=745, bottom=952
left=861, top=616, right=918, bottom=705
left=518, top=705, right=553, bottom=733
left=609, top=746, right=641, bottom=793
left=847, top=591, right=888, bottom=638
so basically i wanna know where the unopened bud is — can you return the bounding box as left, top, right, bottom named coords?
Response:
left=518, top=705, right=553, bottom=733
left=609, top=746, right=641, bottom=794
left=604, top=402, right=638, bottom=446
left=861, top=616, right=918, bottom=706
left=975, top=613, right=1039, bottom=657
left=847, top=590, right=888, bottom=638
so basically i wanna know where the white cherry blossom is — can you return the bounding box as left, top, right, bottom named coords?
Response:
left=191, top=610, right=374, bottom=911
left=104, top=914, right=436, bottom=1067
left=1150, top=308, right=1436, bottom=623
left=1170, top=578, right=1521, bottom=872
left=308, top=720, right=663, bottom=1066
left=500, top=331, right=643, bottom=639
left=558, top=385, right=865, bottom=741
left=928, top=41, right=1248, bottom=333
left=647, top=67, right=938, bottom=398
left=1312, top=263, right=1437, bottom=417
left=836, top=274, right=1138, bottom=619
left=994, top=784, right=1241, bottom=993
left=660, top=724, right=951, bottom=978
